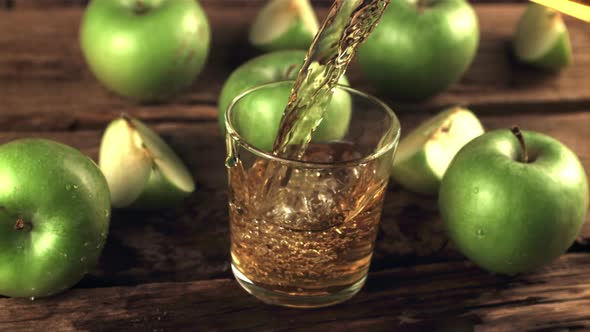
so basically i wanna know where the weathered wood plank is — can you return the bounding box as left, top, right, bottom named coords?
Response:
left=0, top=4, right=588, bottom=132
left=0, top=253, right=588, bottom=331
left=0, top=111, right=586, bottom=286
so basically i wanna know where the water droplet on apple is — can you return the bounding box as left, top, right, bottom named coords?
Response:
left=65, top=184, right=72, bottom=191
left=476, top=229, right=485, bottom=238
left=83, top=242, right=90, bottom=247
left=62, top=252, right=68, bottom=258
left=473, top=187, right=479, bottom=194
left=73, top=184, right=78, bottom=189
left=80, top=257, right=87, bottom=263
left=104, top=209, right=110, bottom=218
left=29, top=297, right=35, bottom=301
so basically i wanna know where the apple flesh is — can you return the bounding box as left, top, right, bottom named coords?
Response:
left=99, top=115, right=195, bottom=208
left=80, top=0, right=211, bottom=101
left=218, top=50, right=351, bottom=152
left=439, top=128, right=588, bottom=275
left=358, top=0, right=479, bottom=100
left=0, top=139, right=110, bottom=298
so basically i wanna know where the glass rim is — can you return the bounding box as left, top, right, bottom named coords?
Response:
left=225, top=80, right=401, bottom=169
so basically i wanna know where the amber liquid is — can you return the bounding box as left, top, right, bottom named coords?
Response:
left=230, top=143, right=388, bottom=296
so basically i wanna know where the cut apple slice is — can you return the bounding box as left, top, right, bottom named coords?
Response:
left=130, top=118, right=195, bottom=208
left=249, top=0, right=319, bottom=52
left=99, top=117, right=152, bottom=208
left=99, top=115, right=195, bottom=208
left=513, top=3, right=572, bottom=71
left=392, top=107, right=484, bottom=196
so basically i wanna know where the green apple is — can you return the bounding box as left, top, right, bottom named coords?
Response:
left=439, top=128, right=589, bottom=275
left=357, top=0, right=479, bottom=100
left=0, top=139, right=110, bottom=298
left=249, top=0, right=319, bottom=52
left=218, top=50, right=351, bottom=152
left=513, top=3, right=572, bottom=71
left=80, top=0, right=211, bottom=101
left=100, top=115, right=195, bottom=208
left=392, top=107, right=483, bottom=195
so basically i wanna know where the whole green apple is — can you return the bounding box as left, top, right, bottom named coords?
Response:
left=218, top=50, right=351, bottom=152
left=357, top=0, right=479, bottom=100
left=439, top=128, right=588, bottom=275
left=0, top=139, right=111, bottom=298
left=80, top=0, right=211, bottom=101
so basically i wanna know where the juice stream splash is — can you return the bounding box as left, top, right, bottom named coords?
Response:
left=272, top=0, right=391, bottom=160
left=257, top=0, right=390, bottom=200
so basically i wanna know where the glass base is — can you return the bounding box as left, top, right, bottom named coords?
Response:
left=231, top=264, right=366, bottom=308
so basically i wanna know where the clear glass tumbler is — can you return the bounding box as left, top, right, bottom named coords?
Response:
left=225, top=81, right=400, bottom=308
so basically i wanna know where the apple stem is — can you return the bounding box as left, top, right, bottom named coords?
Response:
left=511, top=126, right=528, bottom=163
left=121, top=113, right=136, bottom=130
left=416, top=0, right=433, bottom=12
left=134, top=0, right=147, bottom=14
left=284, top=64, right=298, bottom=80
left=14, top=218, right=31, bottom=232
left=441, top=119, right=454, bottom=133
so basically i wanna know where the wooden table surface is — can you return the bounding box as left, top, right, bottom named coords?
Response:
left=0, top=1, right=589, bottom=331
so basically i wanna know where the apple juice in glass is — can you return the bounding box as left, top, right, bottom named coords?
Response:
left=225, top=0, right=395, bottom=307
left=225, top=82, right=399, bottom=307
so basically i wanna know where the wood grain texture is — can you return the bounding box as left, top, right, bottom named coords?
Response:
left=0, top=253, right=588, bottom=331
left=0, top=4, right=588, bottom=132
left=0, top=111, right=585, bottom=287
left=0, top=1, right=588, bottom=330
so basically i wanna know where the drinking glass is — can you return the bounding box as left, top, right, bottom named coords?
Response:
left=225, top=81, right=400, bottom=308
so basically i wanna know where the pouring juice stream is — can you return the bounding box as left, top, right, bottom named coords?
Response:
left=272, top=0, right=391, bottom=159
